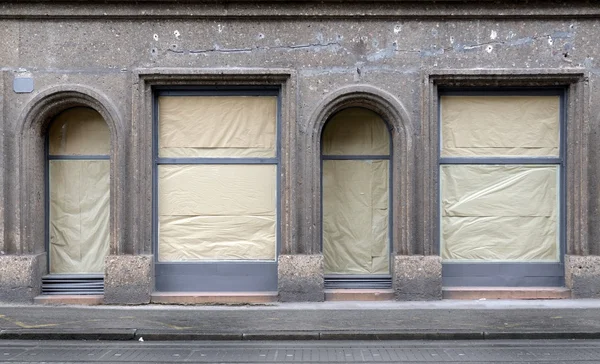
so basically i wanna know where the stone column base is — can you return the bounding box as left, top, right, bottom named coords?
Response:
left=278, top=254, right=324, bottom=302
left=104, top=255, right=153, bottom=304
left=565, top=255, right=600, bottom=298
left=0, top=254, right=46, bottom=303
left=393, top=255, right=442, bottom=300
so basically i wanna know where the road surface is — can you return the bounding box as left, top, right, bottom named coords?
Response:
left=0, top=339, right=599, bottom=363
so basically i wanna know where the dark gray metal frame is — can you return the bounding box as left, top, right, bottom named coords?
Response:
left=44, top=116, right=110, bottom=295
left=320, top=109, right=393, bottom=289
left=438, top=88, right=566, bottom=287
left=152, top=87, right=281, bottom=292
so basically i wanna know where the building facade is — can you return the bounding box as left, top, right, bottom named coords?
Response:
left=0, top=0, right=599, bottom=303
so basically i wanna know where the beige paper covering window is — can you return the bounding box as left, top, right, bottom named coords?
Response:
left=48, top=107, right=110, bottom=156
left=49, top=160, right=110, bottom=274
left=441, top=96, right=560, bottom=157
left=441, top=165, right=559, bottom=262
left=158, top=96, right=277, bottom=158
left=323, top=160, right=389, bottom=274
left=158, top=164, right=276, bottom=261
left=322, top=108, right=390, bottom=156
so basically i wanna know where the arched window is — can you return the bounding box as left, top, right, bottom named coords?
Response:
left=321, top=107, right=392, bottom=284
left=46, top=107, right=110, bottom=292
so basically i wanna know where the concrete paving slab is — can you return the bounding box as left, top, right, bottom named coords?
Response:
left=1, top=300, right=600, bottom=341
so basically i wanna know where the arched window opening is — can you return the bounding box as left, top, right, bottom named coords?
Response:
left=45, top=107, right=110, bottom=293
left=321, top=107, right=392, bottom=286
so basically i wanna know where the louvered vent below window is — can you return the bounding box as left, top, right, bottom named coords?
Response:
left=324, top=275, right=392, bottom=289
left=41, top=274, right=104, bottom=295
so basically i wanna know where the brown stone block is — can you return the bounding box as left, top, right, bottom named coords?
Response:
left=324, top=289, right=394, bottom=301
left=34, top=295, right=104, bottom=305
left=443, top=287, right=571, bottom=300
left=151, top=292, right=277, bottom=304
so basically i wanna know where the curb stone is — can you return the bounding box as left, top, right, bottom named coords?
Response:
left=0, top=329, right=136, bottom=341
left=134, top=331, right=243, bottom=341
left=3, top=330, right=600, bottom=341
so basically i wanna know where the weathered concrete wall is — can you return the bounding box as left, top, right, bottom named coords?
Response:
left=0, top=1, right=598, bottom=302
left=0, top=254, right=45, bottom=302
left=104, top=255, right=153, bottom=304
left=394, top=256, right=442, bottom=300
left=278, top=255, right=324, bottom=302
left=565, top=255, right=600, bottom=298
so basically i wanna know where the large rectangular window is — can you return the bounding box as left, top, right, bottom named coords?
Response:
left=155, top=90, right=279, bottom=263
left=439, top=91, right=563, bottom=264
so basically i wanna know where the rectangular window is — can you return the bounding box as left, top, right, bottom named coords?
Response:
left=441, top=95, right=560, bottom=157
left=439, top=90, right=563, bottom=263
left=155, top=90, right=279, bottom=262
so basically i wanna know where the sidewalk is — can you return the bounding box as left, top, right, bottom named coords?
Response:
left=1, top=300, right=600, bottom=341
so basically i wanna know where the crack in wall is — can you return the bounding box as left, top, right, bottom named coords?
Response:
left=162, top=31, right=572, bottom=62
left=166, top=41, right=341, bottom=55
left=365, top=32, right=561, bottom=61
left=452, top=32, right=568, bottom=52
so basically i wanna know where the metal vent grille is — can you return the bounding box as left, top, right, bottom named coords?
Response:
left=41, top=274, right=104, bottom=295
left=324, top=275, right=392, bottom=289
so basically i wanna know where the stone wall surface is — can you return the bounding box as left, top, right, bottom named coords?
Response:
left=0, top=1, right=598, bottom=302
left=278, top=255, right=324, bottom=302
left=394, top=255, right=442, bottom=301
left=0, top=254, right=45, bottom=302
left=566, top=255, right=600, bottom=298
left=104, top=255, right=153, bottom=304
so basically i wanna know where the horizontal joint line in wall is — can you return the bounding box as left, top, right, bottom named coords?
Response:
left=156, top=158, right=278, bottom=164
left=156, top=89, right=280, bottom=96
left=322, top=155, right=390, bottom=160
left=48, top=155, right=110, bottom=160
left=439, top=158, right=561, bottom=165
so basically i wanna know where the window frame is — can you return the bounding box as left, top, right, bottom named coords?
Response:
left=45, top=107, right=111, bottom=278
left=438, top=87, right=567, bottom=286
left=151, top=86, right=281, bottom=291
left=320, top=107, right=394, bottom=287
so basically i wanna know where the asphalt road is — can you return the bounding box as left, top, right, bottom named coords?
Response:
left=0, top=340, right=599, bottom=363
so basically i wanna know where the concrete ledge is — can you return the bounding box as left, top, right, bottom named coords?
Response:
left=5, top=329, right=600, bottom=341
left=482, top=331, right=600, bottom=340
left=443, top=287, right=571, bottom=300
left=34, top=295, right=104, bottom=305
left=151, top=292, right=278, bottom=304
left=0, top=329, right=136, bottom=341
left=134, top=331, right=243, bottom=341
left=324, top=289, right=394, bottom=301
left=318, top=331, right=483, bottom=341
left=242, top=332, right=321, bottom=340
